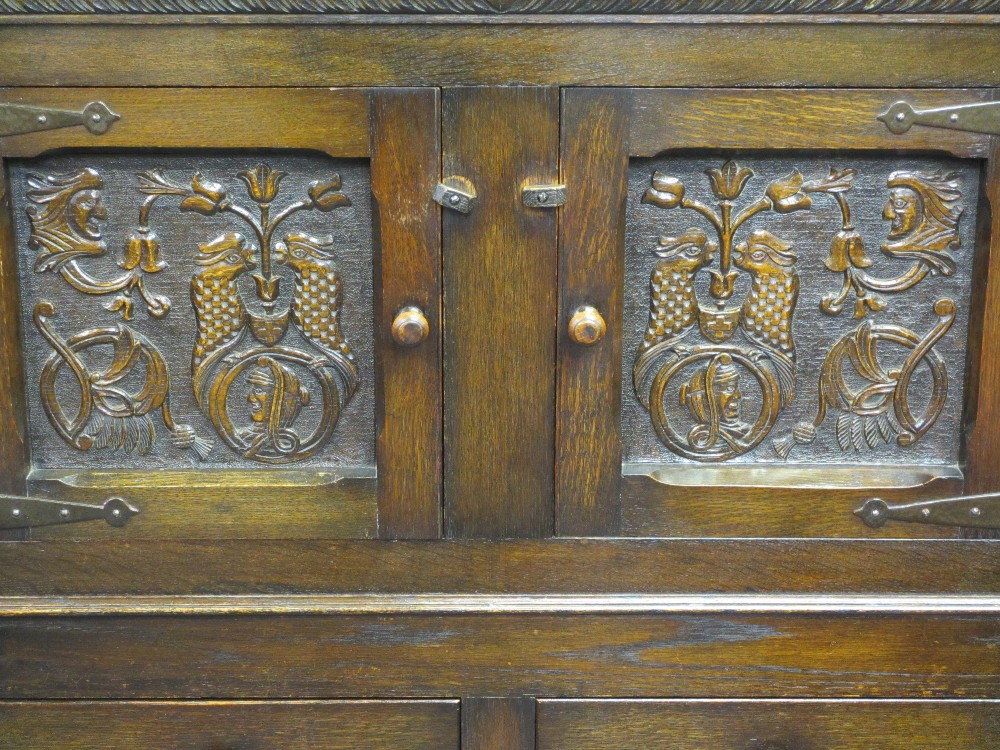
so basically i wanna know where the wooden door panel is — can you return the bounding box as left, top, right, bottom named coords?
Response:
left=0, top=87, right=442, bottom=540
left=558, top=87, right=1000, bottom=539
left=0, top=700, right=459, bottom=749
left=537, top=700, right=1000, bottom=749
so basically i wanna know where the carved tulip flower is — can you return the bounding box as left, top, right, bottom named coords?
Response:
left=120, top=229, right=167, bottom=274
left=239, top=164, right=286, bottom=204
left=824, top=228, right=872, bottom=272
left=705, top=160, right=753, bottom=201
left=308, top=176, right=352, bottom=212
left=180, top=174, right=229, bottom=215
left=642, top=172, right=685, bottom=210
left=765, top=170, right=812, bottom=214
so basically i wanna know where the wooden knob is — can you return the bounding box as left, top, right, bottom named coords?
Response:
left=568, top=306, right=606, bottom=346
left=391, top=306, right=430, bottom=346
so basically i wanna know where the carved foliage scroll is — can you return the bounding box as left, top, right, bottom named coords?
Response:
left=12, top=154, right=374, bottom=470
left=627, top=156, right=976, bottom=466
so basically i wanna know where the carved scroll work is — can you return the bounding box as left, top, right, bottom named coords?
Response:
left=634, top=161, right=849, bottom=462
left=34, top=301, right=212, bottom=459
left=169, top=164, right=360, bottom=464
left=634, top=161, right=962, bottom=463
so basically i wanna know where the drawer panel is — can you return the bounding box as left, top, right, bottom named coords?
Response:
left=0, top=700, right=459, bottom=749
left=538, top=699, right=1000, bottom=749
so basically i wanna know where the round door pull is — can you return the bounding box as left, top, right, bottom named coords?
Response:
left=568, top=306, right=607, bottom=346
left=391, top=306, right=430, bottom=346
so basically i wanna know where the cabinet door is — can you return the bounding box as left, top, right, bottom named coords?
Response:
left=0, top=700, right=459, bottom=749
left=0, top=88, right=442, bottom=540
left=538, top=700, right=1000, bottom=749
left=558, top=88, right=1000, bottom=538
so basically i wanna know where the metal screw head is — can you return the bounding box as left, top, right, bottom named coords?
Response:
left=971, top=506, right=982, bottom=517
left=112, top=508, right=122, bottom=517
left=11, top=508, right=20, bottom=517
left=921, top=507, right=931, bottom=517
left=537, top=192, right=548, bottom=203
left=871, top=508, right=881, bottom=517
left=895, top=112, right=906, bottom=122
left=91, top=112, right=102, bottom=122
left=59, top=508, right=70, bottom=517
left=37, top=114, right=47, bottom=124
left=449, top=193, right=460, bottom=205
left=950, top=113, right=960, bottom=123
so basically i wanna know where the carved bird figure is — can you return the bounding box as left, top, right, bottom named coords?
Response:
left=190, top=233, right=256, bottom=406
left=734, top=228, right=798, bottom=400
left=640, top=228, right=716, bottom=352
left=277, top=233, right=359, bottom=402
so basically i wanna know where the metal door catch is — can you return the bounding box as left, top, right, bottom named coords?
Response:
left=0, top=101, right=120, bottom=138
left=522, top=184, right=566, bottom=208
left=879, top=100, right=1000, bottom=136
left=1, top=493, right=138, bottom=530
left=434, top=176, right=477, bottom=214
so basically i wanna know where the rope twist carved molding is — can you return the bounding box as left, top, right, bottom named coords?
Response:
left=1, top=0, right=998, bottom=12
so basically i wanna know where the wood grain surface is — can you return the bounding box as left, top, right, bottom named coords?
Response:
left=2, top=23, right=1000, bottom=88
left=443, top=87, right=558, bottom=538
left=463, top=698, right=535, bottom=750
left=3, top=611, right=1000, bottom=698
left=2, top=539, right=1000, bottom=596
left=537, top=699, right=1000, bottom=749
left=0, top=700, right=460, bottom=749
left=372, top=88, right=443, bottom=539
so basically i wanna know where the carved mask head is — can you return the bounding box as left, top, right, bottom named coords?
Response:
left=69, top=188, right=106, bottom=241
left=883, top=186, right=921, bottom=239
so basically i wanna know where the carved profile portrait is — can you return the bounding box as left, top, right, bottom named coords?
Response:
left=882, top=170, right=963, bottom=273
left=26, top=168, right=107, bottom=271
left=242, top=356, right=311, bottom=460
left=678, top=352, right=751, bottom=452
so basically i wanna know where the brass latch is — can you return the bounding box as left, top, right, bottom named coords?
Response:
left=856, top=491, right=1000, bottom=530
left=0, top=100, right=119, bottom=138
left=0, top=493, right=138, bottom=531
left=879, top=100, right=1000, bottom=137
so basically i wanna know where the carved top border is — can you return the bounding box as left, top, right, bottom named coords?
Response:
left=2, top=0, right=999, bottom=14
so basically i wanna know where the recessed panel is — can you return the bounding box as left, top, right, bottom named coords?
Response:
left=624, top=154, right=979, bottom=468
left=10, top=153, right=375, bottom=472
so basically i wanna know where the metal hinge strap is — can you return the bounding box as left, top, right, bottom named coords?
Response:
left=0, top=100, right=120, bottom=138
left=856, top=491, right=1000, bottom=530
left=879, top=100, right=1000, bottom=137
left=0, top=494, right=138, bottom=530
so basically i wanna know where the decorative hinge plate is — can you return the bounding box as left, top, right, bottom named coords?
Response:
left=0, top=494, right=138, bottom=530
left=522, top=183, right=566, bottom=208
left=878, top=100, right=1000, bottom=136
left=856, top=492, right=1000, bottom=530
left=0, top=100, right=120, bottom=138
left=433, top=176, right=477, bottom=214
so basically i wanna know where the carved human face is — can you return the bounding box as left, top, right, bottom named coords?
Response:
left=247, top=379, right=273, bottom=423
left=884, top=187, right=921, bottom=238
left=718, top=376, right=743, bottom=424
left=69, top=189, right=106, bottom=240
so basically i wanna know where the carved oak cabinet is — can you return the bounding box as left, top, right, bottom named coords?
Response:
left=2, top=4, right=1000, bottom=748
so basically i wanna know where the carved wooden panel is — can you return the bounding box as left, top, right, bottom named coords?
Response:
left=624, top=155, right=978, bottom=469
left=10, top=153, right=375, bottom=472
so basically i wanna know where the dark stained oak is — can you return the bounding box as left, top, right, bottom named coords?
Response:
left=537, top=700, right=1000, bottom=749
left=372, top=88, right=443, bottom=539
left=443, top=87, right=558, bottom=538
left=2, top=539, right=1000, bottom=596
left=3, top=611, right=1000, bottom=699
left=0, top=700, right=460, bottom=749
left=463, top=698, right=535, bottom=750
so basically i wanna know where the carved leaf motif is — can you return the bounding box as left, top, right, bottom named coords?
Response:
left=239, top=164, right=286, bottom=204
left=863, top=416, right=881, bottom=449
left=180, top=174, right=229, bottom=215
left=765, top=170, right=812, bottom=214
left=643, top=172, right=685, bottom=209
left=836, top=413, right=853, bottom=451
left=308, top=176, right=352, bottom=212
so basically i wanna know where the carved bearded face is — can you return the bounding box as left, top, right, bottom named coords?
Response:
left=883, top=187, right=921, bottom=239
left=69, top=188, right=106, bottom=241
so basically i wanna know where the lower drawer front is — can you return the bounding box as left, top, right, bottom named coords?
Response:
left=0, top=700, right=459, bottom=749
left=537, top=700, right=1000, bottom=749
